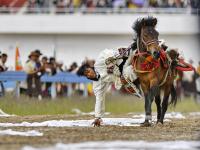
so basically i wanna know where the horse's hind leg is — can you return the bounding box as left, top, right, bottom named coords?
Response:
left=155, top=93, right=161, bottom=123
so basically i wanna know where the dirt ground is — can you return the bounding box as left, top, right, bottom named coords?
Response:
left=0, top=114, right=200, bottom=150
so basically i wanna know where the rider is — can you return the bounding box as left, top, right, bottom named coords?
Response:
left=77, top=42, right=142, bottom=126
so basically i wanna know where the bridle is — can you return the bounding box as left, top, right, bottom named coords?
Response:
left=138, top=28, right=159, bottom=53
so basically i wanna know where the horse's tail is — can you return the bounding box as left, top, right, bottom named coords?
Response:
left=169, top=84, right=178, bottom=107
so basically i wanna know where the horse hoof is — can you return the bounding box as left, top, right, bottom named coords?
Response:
left=140, top=121, right=151, bottom=127
left=156, top=121, right=163, bottom=126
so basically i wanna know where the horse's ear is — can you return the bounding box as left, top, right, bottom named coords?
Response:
left=152, top=18, right=157, bottom=27
left=141, top=18, right=146, bottom=26
left=177, top=53, right=180, bottom=58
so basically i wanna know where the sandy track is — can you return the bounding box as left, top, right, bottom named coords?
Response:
left=0, top=114, right=200, bottom=150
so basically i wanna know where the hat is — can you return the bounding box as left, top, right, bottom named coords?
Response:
left=34, top=49, right=42, bottom=56
left=29, top=51, right=38, bottom=57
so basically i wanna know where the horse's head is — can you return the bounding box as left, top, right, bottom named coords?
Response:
left=133, top=16, right=160, bottom=58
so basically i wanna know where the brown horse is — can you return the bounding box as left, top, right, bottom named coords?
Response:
left=131, top=17, right=178, bottom=126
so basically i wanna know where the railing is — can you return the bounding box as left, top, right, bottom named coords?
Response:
left=0, top=7, right=199, bottom=15
left=0, top=71, right=92, bottom=99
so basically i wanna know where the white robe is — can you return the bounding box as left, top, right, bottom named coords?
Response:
left=123, top=50, right=137, bottom=82
left=93, top=49, right=137, bottom=118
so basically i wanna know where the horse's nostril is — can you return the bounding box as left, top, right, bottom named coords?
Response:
left=147, top=51, right=151, bottom=55
left=153, top=51, right=160, bottom=59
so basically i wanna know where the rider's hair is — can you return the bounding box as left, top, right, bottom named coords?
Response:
left=77, top=64, right=89, bottom=76
left=132, top=16, right=157, bottom=36
left=77, top=64, right=100, bottom=81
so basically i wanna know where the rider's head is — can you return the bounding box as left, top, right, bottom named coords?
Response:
left=77, top=64, right=97, bottom=80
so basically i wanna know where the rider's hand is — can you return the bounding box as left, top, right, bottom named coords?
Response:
left=120, top=76, right=127, bottom=84
left=105, top=57, right=115, bottom=65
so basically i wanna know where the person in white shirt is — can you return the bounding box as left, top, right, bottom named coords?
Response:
left=24, top=52, right=41, bottom=99
left=77, top=44, right=141, bottom=126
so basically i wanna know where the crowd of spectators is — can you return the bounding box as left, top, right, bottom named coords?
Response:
left=0, top=49, right=200, bottom=101
left=0, top=0, right=199, bottom=14
left=26, top=0, right=200, bottom=13
left=22, top=49, right=95, bottom=99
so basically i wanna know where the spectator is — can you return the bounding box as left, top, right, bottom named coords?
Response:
left=2, top=0, right=199, bottom=14
left=41, top=56, right=48, bottom=68
left=0, top=53, right=8, bottom=96
left=54, top=0, right=68, bottom=13
left=68, top=62, right=78, bottom=73
left=0, top=53, right=8, bottom=72
left=34, top=49, right=43, bottom=98
left=56, top=61, right=64, bottom=72
left=49, top=57, right=57, bottom=75
left=24, top=52, right=42, bottom=100
left=34, top=49, right=42, bottom=67
left=40, top=56, right=49, bottom=96
left=196, top=61, right=200, bottom=102
left=27, top=0, right=38, bottom=13
left=191, top=0, right=200, bottom=9
left=56, top=61, right=65, bottom=95
left=127, top=0, right=146, bottom=8
left=73, top=0, right=81, bottom=8
left=197, top=61, right=200, bottom=76
left=41, top=57, right=57, bottom=97
left=96, top=0, right=108, bottom=8
left=149, top=0, right=159, bottom=7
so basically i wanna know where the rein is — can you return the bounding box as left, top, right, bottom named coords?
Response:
left=133, top=50, right=159, bottom=73
left=140, top=28, right=159, bottom=52
left=133, top=50, right=173, bottom=86
left=159, top=52, right=172, bottom=86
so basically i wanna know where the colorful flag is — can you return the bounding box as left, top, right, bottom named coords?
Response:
left=15, top=46, right=23, bottom=71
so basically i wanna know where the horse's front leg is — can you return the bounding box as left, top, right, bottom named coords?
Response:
left=155, top=93, right=162, bottom=123
left=145, top=86, right=160, bottom=126
left=141, top=82, right=159, bottom=127
left=142, top=93, right=153, bottom=126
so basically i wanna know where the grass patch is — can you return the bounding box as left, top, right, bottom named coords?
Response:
left=0, top=94, right=200, bottom=116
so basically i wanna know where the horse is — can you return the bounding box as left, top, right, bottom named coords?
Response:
left=131, top=16, right=178, bottom=126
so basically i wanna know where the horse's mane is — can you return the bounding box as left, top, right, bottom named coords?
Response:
left=132, top=16, right=158, bottom=37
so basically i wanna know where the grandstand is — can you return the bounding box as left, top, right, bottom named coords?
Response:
left=0, top=0, right=199, bottom=14
left=0, top=0, right=199, bottom=68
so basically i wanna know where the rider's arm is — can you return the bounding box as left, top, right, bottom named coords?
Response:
left=123, top=50, right=134, bottom=69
